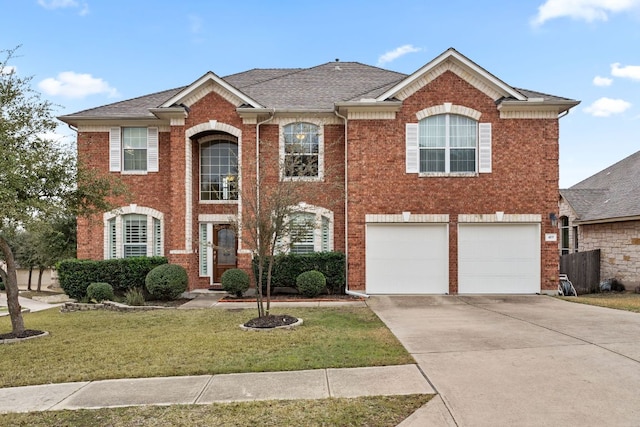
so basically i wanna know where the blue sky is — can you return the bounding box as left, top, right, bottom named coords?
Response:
left=3, top=0, right=640, bottom=187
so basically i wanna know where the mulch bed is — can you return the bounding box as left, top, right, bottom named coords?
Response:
left=0, top=329, right=47, bottom=340
left=221, top=294, right=364, bottom=302
left=244, top=314, right=300, bottom=328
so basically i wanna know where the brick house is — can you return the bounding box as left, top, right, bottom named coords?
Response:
left=560, top=150, right=640, bottom=288
left=59, top=48, right=579, bottom=295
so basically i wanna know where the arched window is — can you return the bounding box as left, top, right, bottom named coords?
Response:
left=105, top=207, right=163, bottom=259
left=283, top=122, right=320, bottom=177
left=281, top=205, right=333, bottom=254
left=419, top=114, right=477, bottom=173
left=200, top=138, right=238, bottom=201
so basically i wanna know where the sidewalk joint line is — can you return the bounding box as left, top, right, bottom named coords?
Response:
left=193, top=375, right=215, bottom=405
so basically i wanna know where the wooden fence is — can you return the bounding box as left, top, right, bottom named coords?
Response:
left=560, top=249, right=600, bottom=294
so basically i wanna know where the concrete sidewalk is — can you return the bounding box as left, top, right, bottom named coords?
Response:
left=0, top=364, right=433, bottom=414
left=0, top=293, right=64, bottom=316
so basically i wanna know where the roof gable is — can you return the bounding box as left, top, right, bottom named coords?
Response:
left=161, top=71, right=262, bottom=109
left=377, top=48, right=526, bottom=102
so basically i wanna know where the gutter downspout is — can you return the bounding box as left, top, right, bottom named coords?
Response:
left=334, top=108, right=369, bottom=299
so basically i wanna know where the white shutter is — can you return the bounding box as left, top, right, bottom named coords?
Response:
left=147, top=127, right=159, bottom=172
left=109, top=127, right=121, bottom=172
left=478, top=123, right=492, bottom=173
left=405, top=123, right=419, bottom=173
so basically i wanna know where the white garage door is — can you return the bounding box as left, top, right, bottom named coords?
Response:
left=366, top=224, right=449, bottom=294
left=458, top=224, right=540, bottom=294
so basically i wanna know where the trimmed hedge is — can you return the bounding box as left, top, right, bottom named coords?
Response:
left=57, top=257, right=168, bottom=300
left=252, top=251, right=345, bottom=294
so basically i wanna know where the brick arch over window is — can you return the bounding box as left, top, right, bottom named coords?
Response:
left=186, top=121, right=241, bottom=139
left=103, top=205, right=164, bottom=259
left=416, top=103, right=482, bottom=121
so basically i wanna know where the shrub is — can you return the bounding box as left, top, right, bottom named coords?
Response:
left=124, top=287, right=146, bottom=306
left=145, top=264, right=188, bottom=300
left=221, top=269, right=250, bottom=297
left=252, top=252, right=345, bottom=294
left=86, top=282, right=114, bottom=302
left=57, top=257, right=167, bottom=300
left=296, top=270, right=326, bottom=298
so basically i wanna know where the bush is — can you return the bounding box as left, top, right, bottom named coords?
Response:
left=86, top=282, right=114, bottom=302
left=252, top=252, right=345, bottom=294
left=221, top=269, right=250, bottom=297
left=57, top=257, right=168, bottom=300
left=296, top=270, right=326, bottom=298
left=145, top=264, right=188, bottom=300
left=124, top=287, right=146, bottom=306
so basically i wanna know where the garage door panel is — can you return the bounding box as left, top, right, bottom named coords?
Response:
left=366, top=224, right=448, bottom=294
left=458, top=224, right=540, bottom=294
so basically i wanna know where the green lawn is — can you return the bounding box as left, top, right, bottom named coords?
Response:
left=0, top=306, right=414, bottom=388
left=559, top=292, right=640, bottom=313
left=0, top=395, right=432, bottom=427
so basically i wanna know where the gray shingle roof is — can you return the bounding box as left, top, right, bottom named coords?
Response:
left=59, top=58, right=576, bottom=121
left=561, top=150, right=640, bottom=222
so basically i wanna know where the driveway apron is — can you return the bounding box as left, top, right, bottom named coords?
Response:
left=367, top=295, right=640, bottom=427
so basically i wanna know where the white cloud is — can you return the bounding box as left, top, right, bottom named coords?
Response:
left=38, top=71, right=120, bottom=99
left=593, top=75, right=613, bottom=86
left=584, top=97, right=632, bottom=116
left=377, top=44, right=422, bottom=66
left=532, top=0, right=640, bottom=26
left=1, top=65, right=16, bottom=75
left=611, top=62, right=640, bottom=81
left=189, top=14, right=203, bottom=34
left=38, top=0, right=89, bottom=15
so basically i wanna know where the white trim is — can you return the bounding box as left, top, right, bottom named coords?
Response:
left=458, top=213, right=542, bottom=223
left=365, top=214, right=449, bottom=223
left=377, top=48, right=525, bottom=102
left=281, top=204, right=334, bottom=253
left=416, top=104, right=482, bottom=121
left=103, top=206, right=164, bottom=259
left=161, top=71, right=262, bottom=109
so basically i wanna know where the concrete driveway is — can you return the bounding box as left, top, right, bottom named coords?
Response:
left=368, top=295, right=640, bottom=426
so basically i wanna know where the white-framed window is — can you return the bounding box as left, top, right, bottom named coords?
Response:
left=560, top=216, right=570, bottom=255
left=104, top=206, right=163, bottom=259
left=200, top=136, right=238, bottom=201
left=280, top=205, right=333, bottom=254
left=406, top=112, right=491, bottom=175
left=109, top=127, right=159, bottom=173
left=280, top=120, right=324, bottom=180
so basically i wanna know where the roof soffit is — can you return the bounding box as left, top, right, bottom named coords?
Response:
left=160, top=71, right=263, bottom=109
left=376, top=48, right=526, bottom=102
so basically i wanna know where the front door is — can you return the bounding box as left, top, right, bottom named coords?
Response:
left=213, top=225, right=237, bottom=283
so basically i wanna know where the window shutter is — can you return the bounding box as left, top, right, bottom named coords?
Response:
left=199, top=224, right=208, bottom=276
left=147, top=127, right=159, bottom=172
left=109, top=127, right=121, bottom=172
left=405, top=123, right=419, bottom=173
left=478, top=123, right=492, bottom=173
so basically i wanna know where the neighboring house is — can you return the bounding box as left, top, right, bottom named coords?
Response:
left=560, top=150, right=640, bottom=288
left=59, top=48, right=578, bottom=295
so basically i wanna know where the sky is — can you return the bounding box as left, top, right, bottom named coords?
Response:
left=2, top=0, right=639, bottom=188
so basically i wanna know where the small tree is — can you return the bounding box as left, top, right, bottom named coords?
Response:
left=235, top=120, right=341, bottom=318
left=0, top=46, right=124, bottom=336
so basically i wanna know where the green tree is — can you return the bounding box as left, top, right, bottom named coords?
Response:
left=0, top=46, right=123, bottom=336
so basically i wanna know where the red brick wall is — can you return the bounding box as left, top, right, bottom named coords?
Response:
left=346, top=71, right=560, bottom=293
